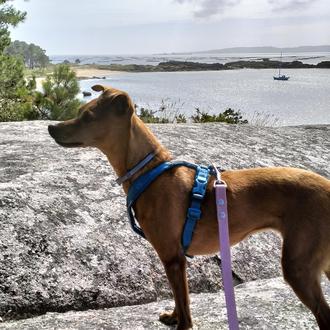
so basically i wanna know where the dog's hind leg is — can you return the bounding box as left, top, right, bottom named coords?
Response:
left=282, top=238, right=330, bottom=330
left=160, top=254, right=192, bottom=330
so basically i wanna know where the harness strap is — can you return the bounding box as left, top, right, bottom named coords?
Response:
left=182, top=165, right=210, bottom=252
left=127, top=161, right=199, bottom=239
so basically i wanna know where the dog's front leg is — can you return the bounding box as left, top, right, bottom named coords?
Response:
left=159, top=254, right=192, bottom=330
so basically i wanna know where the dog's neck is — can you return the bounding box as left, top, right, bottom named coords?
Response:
left=102, top=114, right=172, bottom=193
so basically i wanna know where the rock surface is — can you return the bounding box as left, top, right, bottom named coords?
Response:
left=1, top=277, right=329, bottom=329
left=0, top=121, right=329, bottom=319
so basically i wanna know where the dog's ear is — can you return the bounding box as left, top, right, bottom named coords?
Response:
left=110, top=93, right=134, bottom=117
left=92, top=85, right=106, bottom=92
left=93, top=85, right=134, bottom=116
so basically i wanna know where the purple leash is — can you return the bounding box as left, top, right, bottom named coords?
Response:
left=213, top=165, right=239, bottom=330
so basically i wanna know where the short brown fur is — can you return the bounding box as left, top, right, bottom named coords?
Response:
left=48, top=85, right=330, bottom=330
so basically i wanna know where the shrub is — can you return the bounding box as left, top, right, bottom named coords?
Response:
left=136, top=101, right=247, bottom=125
left=191, top=108, right=248, bottom=124
left=175, top=114, right=187, bottom=123
left=137, top=99, right=187, bottom=124
left=138, top=108, right=169, bottom=123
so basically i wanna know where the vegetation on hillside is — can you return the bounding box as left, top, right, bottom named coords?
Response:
left=0, top=1, right=80, bottom=122
left=92, top=59, right=330, bottom=73
left=5, top=40, right=50, bottom=68
left=0, top=0, right=35, bottom=121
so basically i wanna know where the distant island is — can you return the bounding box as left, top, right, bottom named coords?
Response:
left=159, top=45, right=330, bottom=55
left=76, top=59, right=330, bottom=75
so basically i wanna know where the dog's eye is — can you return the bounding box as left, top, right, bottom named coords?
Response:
left=81, top=111, right=94, bottom=123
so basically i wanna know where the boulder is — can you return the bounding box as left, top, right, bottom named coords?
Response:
left=0, top=121, right=329, bottom=319
left=82, top=91, right=92, bottom=97
left=1, top=277, right=329, bottom=329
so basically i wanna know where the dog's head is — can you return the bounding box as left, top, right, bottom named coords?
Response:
left=48, top=85, right=134, bottom=151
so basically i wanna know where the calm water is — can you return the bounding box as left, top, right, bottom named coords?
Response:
left=79, top=69, right=330, bottom=126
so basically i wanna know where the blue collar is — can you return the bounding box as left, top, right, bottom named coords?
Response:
left=115, top=151, right=156, bottom=185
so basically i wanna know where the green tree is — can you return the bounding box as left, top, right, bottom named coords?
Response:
left=0, top=0, right=37, bottom=121
left=5, top=40, right=50, bottom=68
left=0, top=55, right=38, bottom=121
left=0, top=0, right=25, bottom=51
left=35, top=64, right=81, bottom=120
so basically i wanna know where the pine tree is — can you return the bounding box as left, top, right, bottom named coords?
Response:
left=0, top=0, right=37, bottom=121
left=35, top=65, right=81, bottom=120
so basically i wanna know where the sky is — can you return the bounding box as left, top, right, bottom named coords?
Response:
left=9, top=0, right=330, bottom=55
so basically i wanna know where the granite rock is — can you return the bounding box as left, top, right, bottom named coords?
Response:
left=0, top=121, right=329, bottom=318
left=1, top=277, right=329, bottom=329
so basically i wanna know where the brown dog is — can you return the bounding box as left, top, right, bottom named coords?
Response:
left=48, top=85, right=330, bottom=330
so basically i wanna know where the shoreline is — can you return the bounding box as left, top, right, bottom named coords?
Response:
left=72, top=59, right=330, bottom=73
left=33, top=59, right=330, bottom=88
left=72, top=66, right=121, bottom=80
left=34, top=66, right=121, bottom=89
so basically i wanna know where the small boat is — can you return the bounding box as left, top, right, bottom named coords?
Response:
left=274, top=75, right=289, bottom=81
left=273, top=52, right=290, bottom=81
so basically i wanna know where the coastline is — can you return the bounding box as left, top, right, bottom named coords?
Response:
left=35, top=66, right=121, bottom=89
left=33, top=58, right=330, bottom=88
left=75, top=59, right=330, bottom=73
left=72, top=66, right=121, bottom=80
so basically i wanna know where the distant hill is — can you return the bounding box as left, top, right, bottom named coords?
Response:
left=162, top=45, right=330, bottom=55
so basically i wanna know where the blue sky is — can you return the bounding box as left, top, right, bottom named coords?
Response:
left=10, top=0, right=330, bottom=55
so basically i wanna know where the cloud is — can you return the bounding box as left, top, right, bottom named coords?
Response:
left=174, top=0, right=241, bottom=18
left=175, top=0, right=321, bottom=17
left=268, top=0, right=319, bottom=12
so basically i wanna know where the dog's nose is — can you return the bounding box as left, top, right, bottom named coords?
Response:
left=48, top=125, right=56, bottom=138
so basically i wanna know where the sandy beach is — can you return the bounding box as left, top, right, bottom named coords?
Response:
left=35, top=66, right=120, bottom=90
left=72, top=67, right=120, bottom=79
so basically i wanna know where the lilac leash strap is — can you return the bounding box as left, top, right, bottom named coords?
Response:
left=213, top=165, right=239, bottom=330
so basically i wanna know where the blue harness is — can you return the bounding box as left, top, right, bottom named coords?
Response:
left=126, top=161, right=211, bottom=253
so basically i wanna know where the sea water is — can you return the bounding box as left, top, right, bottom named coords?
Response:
left=79, top=69, right=330, bottom=126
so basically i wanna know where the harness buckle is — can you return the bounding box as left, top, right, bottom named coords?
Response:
left=192, top=166, right=209, bottom=198
left=192, top=192, right=204, bottom=200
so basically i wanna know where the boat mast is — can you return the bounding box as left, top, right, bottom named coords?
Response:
left=279, top=51, right=282, bottom=77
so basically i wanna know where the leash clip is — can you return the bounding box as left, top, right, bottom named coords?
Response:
left=212, top=163, right=227, bottom=187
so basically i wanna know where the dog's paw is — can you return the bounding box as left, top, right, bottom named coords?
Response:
left=159, top=311, right=178, bottom=326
